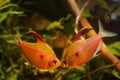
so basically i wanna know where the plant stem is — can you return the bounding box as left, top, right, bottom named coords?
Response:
left=81, top=62, right=120, bottom=79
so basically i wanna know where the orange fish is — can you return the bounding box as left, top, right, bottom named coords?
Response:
left=18, top=31, right=61, bottom=70
left=61, top=21, right=117, bottom=68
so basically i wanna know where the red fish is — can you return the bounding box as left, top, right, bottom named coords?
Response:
left=18, top=31, right=61, bottom=70
left=61, top=21, right=117, bottom=68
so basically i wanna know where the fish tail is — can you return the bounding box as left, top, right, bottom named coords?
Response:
left=98, top=20, right=117, bottom=37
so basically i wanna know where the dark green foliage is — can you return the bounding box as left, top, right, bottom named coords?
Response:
left=0, top=0, right=120, bottom=80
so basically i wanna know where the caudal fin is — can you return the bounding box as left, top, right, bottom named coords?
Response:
left=98, top=20, right=117, bottom=37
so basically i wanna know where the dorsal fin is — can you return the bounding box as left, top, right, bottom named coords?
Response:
left=30, top=31, right=45, bottom=42
left=73, top=27, right=92, bottom=42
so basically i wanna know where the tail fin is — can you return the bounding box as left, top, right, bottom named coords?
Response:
left=98, top=20, right=117, bottom=37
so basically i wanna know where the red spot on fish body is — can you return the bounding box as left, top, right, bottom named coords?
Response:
left=75, top=52, right=79, bottom=57
left=40, top=54, right=44, bottom=59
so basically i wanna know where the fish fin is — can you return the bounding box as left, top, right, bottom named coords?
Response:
left=74, top=0, right=89, bottom=33
left=28, top=31, right=45, bottom=42
left=73, top=27, right=93, bottom=42
left=93, top=50, right=102, bottom=58
left=92, top=42, right=102, bottom=58
left=98, top=20, right=117, bottom=37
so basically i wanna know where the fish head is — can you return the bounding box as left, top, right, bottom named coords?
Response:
left=61, top=53, right=84, bottom=68
left=61, top=40, right=87, bottom=68
left=61, top=59, right=69, bottom=68
left=47, top=57, right=61, bottom=70
left=61, top=51, right=79, bottom=68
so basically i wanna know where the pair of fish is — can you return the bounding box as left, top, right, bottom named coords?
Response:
left=18, top=21, right=117, bottom=70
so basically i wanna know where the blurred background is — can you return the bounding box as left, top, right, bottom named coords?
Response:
left=0, top=0, right=120, bottom=80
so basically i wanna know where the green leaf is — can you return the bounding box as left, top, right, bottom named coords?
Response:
left=6, top=64, right=17, bottom=72
left=7, top=73, right=18, bottom=80
left=108, top=41, right=120, bottom=56
left=43, top=34, right=56, bottom=42
left=0, top=65, right=5, bottom=79
left=0, top=0, right=10, bottom=7
left=0, top=13, right=7, bottom=23
left=112, top=69, right=120, bottom=79
left=0, top=4, right=18, bottom=11
left=67, top=73, right=80, bottom=80
left=96, top=0, right=114, bottom=11
left=77, top=65, right=85, bottom=72
left=83, top=9, right=92, bottom=18
left=0, top=9, right=23, bottom=23
left=59, top=14, right=72, bottom=22
left=46, top=21, right=63, bottom=30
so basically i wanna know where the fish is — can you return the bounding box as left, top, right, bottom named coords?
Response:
left=18, top=31, right=61, bottom=70
left=61, top=20, right=117, bottom=68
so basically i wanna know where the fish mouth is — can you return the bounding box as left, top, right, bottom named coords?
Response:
left=61, top=60, right=69, bottom=68
left=47, top=59, right=61, bottom=70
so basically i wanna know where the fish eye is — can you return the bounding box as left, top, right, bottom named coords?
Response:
left=62, top=60, right=66, bottom=65
left=52, top=60, right=57, bottom=65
